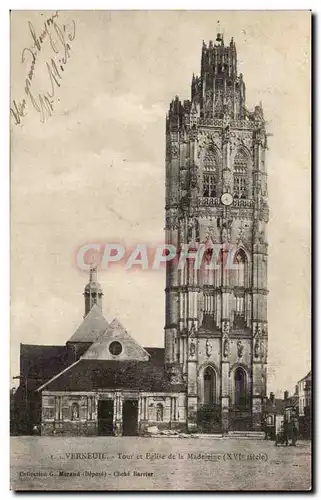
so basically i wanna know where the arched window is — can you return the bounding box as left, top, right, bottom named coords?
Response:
left=235, top=368, right=247, bottom=408
left=234, top=249, right=248, bottom=288
left=203, top=147, right=219, bottom=198
left=204, top=367, right=216, bottom=406
left=233, top=249, right=248, bottom=325
left=71, top=403, right=79, bottom=420
left=233, top=149, right=248, bottom=199
left=156, top=404, right=164, bottom=422
left=201, top=248, right=222, bottom=286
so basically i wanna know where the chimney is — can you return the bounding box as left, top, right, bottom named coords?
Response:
left=295, top=385, right=299, bottom=395
left=284, top=390, right=289, bottom=401
left=270, top=392, right=275, bottom=404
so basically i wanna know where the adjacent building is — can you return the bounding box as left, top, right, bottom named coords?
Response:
left=297, top=371, right=311, bottom=438
left=297, top=371, right=311, bottom=417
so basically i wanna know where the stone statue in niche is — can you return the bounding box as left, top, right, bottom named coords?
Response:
left=255, top=323, right=262, bottom=336
left=222, top=321, right=230, bottom=335
left=187, top=219, right=199, bottom=244
left=189, top=321, right=196, bottom=337
left=206, top=339, right=212, bottom=357
left=237, top=340, right=244, bottom=358
left=189, top=165, right=199, bottom=190
left=223, top=123, right=230, bottom=144
left=221, top=227, right=228, bottom=243
left=171, top=143, right=179, bottom=159
left=223, top=336, right=229, bottom=358
left=203, top=225, right=216, bottom=246
left=260, top=340, right=265, bottom=358
left=220, top=218, right=232, bottom=244
left=189, top=339, right=196, bottom=357
left=254, top=338, right=260, bottom=358
left=259, top=229, right=265, bottom=245
left=223, top=104, right=230, bottom=128
left=71, top=403, right=79, bottom=420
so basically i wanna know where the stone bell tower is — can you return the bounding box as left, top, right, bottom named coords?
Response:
left=84, top=266, right=103, bottom=317
left=164, top=33, right=269, bottom=432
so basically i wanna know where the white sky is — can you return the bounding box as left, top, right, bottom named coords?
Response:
left=10, top=10, right=311, bottom=396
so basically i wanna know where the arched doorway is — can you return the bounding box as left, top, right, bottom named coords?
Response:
left=204, top=366, right=216, bottom=406
left=230, top=367, right=252, bottom=430
left=198, top=366, right=221, bottom=433
left=234, top=367, right=247, bottom=408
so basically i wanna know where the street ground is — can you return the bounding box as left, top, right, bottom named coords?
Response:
left=10, top=436, right=311, bottom=491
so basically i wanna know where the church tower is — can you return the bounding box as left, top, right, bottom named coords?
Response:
left=84, top=266, right=103, bottom=316
left=164, top=34, right=269, bottom=432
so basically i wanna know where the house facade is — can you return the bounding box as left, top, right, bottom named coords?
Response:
left=297, top=371, right=311, bottom=417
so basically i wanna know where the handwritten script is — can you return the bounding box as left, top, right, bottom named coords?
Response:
left=11, top=11, right=76, bottom=125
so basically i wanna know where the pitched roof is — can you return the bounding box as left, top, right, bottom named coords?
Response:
left=264, top=396, right=298, bottom=414
left=298, top=371, right=311, bottom=383
left=37, top=354, right=185, bottom=393
left=20, top=344, right=69, bottom=381
left=67, top=304, right=109, bottom=343
left=81, top=318, right=150, bottom=361
left=144, top=347, right=165, bottom=365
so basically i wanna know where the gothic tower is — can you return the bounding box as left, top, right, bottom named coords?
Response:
left=164, top=34, right=269, bottom=432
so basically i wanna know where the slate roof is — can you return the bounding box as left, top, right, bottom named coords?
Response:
left=144, top=348, right=164, bottom=365
left=67, top=304, right=109, bottom=343
left=264, top=396, right=298, bottom=415
left=38, top=357, right=185, bottom=393
left=19, top=344, right=165, bottom=389
left=298, top=371, right=311, bottom=383
left=20, top=344, right=69, bottom=382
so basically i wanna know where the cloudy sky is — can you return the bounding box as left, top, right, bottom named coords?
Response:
left=10, top=10, right=310, bottom=395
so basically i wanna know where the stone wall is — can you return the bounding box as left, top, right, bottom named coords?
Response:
left=41, top=391, right=187, bottom=436
left=41, top=421, right=97, bottom=436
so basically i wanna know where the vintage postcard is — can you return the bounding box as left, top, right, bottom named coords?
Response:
left=10, top=10, right=311, bottom=491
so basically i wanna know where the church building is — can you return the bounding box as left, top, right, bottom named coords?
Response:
left=164, top=33, right=269, bottom=433
left=14, top=33, right=269, bottom=436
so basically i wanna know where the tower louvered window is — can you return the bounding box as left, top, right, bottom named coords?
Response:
left=203, top=148, right=218, bottom=198
left=233, top=150, right=248, bottom=199
left=233, top=249, right=248, bottom=326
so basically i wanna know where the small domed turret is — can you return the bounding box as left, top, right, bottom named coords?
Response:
left=83, top=266, right=103, bottom=316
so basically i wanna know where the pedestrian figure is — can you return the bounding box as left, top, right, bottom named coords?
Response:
left=292, top=417, right=299, bottom=446
left=283, top=420, right=289, bottom=446
left=32, top=424, right=39, bottom=435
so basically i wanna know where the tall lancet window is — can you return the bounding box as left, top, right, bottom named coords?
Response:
left=203, top=147, right=219, bottom=198
left=234, top=368, right=247, bottom=408
left=233, top=249, right=248, bottom=325
left=234, top=249, right=248, bottom=288
left=201, top=248, right=222, bottom=286
left=233, top=149, right=249, bottom=199
left=204, top=367, right=216, bottom=406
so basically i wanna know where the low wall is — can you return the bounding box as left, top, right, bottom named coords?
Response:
left=41, top=420, right=187, bottom=436
left=41, top=421, right=98, bottom=436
